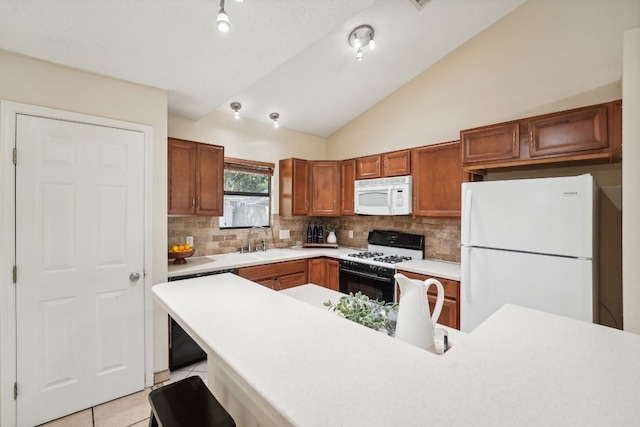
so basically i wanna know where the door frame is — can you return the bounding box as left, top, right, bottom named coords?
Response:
left=0, top=100, right=155, bottom=426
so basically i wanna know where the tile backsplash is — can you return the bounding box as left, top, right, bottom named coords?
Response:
left=168, top=215, right=461, bottom=262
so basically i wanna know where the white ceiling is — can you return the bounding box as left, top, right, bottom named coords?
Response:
left=0, top=0, right=526, bottom=137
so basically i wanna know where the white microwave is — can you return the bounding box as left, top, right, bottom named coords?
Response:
left=354, top=175, right=412, bottom=215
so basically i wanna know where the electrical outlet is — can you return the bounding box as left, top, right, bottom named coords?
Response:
left=279, top=229, right=290, bottom=239
left=186, top=236, right=194, bottom=246
left=348, top=230, right=354, bottom=239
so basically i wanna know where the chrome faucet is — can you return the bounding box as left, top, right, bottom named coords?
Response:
left=248, top=226, right=268, bottom=252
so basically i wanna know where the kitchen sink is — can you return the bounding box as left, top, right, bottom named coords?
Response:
left=248, top=249, right=298, bottom=260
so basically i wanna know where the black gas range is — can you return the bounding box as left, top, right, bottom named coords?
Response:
left=338, top=230, right=425, bottom=303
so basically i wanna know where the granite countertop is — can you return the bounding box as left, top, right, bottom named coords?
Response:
left=152, top=274, right=640, bottom=426
left=168, top=247, right=461, bottom=280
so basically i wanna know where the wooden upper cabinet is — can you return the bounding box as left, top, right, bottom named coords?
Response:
left=356, top=150, right=411, bottom=179
left=382, top=150, right=411, bottom=176
left=168, top=138, right=223, bottom=216
left=529, top=105, right=608, bottom=158
left=168, top=138, right=197, bottom=215
left=279, top=158, right=309, bottom=216
left=612, top=100, right=622, bottom=153
left=412, top=141, right=465, bottom=218
left=461, top=100, right=621, bottom=172
left=461, top=123, right=519, bottom=165
left=310, top=161, right=340, bottom=216
left=196, top=143, right=224, bottom=216
left=356, top=155, right=380, bottom=179
left=340, top=159, right=356, bottom=215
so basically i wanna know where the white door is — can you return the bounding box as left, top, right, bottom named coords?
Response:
left=460, top=247, right=594, bottom=333
left=15, top=114, right=145, bottom=426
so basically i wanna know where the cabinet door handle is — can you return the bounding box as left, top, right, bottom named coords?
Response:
left=192, top=197, right=195, bottom=208
left=196, top=196, right=200, bottom=210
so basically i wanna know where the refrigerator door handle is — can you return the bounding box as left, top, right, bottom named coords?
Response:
left=462, top=246, right=472, bottom=303
left=462, top=189, right=473, bottom=244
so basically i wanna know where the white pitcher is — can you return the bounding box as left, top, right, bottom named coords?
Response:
left=394, top=273, right=444, bottom=352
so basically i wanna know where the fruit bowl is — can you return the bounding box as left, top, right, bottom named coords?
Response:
left=168, top=249, right=195, bottom=264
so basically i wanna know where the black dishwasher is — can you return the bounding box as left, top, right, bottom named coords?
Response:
left=168, top=268, right=238, bottom=370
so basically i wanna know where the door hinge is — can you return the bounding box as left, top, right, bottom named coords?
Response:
left=13, top=148, right=17, bottom=165
left=14, top=382, right=17, bottom=400
left=12, top=266, right=17, bottom=283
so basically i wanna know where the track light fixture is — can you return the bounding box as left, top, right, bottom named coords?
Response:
left=230, top=102, right=241, bottom=119
left=348, top=25, right=376, bottom=61
left=270, top=112, right=280, bottom=128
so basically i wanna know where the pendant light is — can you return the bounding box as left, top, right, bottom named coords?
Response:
left=217, top=0, right=230, bottom=33
left=270, top=112, right=280, bottom=128
left=230, top=102, right=241, bottom=119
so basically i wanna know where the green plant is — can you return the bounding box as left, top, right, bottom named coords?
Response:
left=324, top=292, right=397, bottom=333
left=326, top=223, right=338, bottom=233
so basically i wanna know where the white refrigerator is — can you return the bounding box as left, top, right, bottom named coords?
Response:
left=460, top=174, right=597, bottom=333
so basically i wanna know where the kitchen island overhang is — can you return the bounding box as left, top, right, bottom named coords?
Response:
left=152, top=273, right=640, bottom=427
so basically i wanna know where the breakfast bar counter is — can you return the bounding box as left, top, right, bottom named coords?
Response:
left=152, top=273, right=640, bottom=426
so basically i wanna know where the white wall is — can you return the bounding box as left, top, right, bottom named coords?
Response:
left=0, top=50, right=170, bottom=371
left=622, top=28, right=640, bottom=334
left=169, top=111, right=327, bottom=214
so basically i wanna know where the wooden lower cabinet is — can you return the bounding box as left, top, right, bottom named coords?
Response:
left=326, top=259, right=339, bottom=291
left=396, top=270, right=460, bottom=330
left=239, top=260, right=308, bottom=291
left=308, top=257, right=339, bottom=291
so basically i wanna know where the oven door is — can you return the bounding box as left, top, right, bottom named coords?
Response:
left=339, top=266, right=395, bottom=303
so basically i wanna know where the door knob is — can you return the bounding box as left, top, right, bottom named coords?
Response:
left=129, top=272, right=141, bottom=282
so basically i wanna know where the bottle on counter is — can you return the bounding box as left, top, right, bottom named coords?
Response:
left=318, top=221, right=324, bottom=244
left=306, top=222, right=313, bottom=244
left=312, top=221, right=319, bottom=243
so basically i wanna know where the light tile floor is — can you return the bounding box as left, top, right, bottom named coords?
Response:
left=38, top=360, right=208, bottom=427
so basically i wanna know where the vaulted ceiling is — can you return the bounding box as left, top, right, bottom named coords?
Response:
left=0, top=0, right=526, bottom=136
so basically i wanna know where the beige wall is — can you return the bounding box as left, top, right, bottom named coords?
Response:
left=326, top=0, right=639, bottom=333
left=0, top=50, right=170, bottom=371
left=169, top=112, right=326, bottom=215
left=327, top=0, right=638, bottom=157
left=622, top=28, right=640, bottom=334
